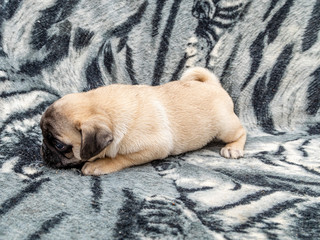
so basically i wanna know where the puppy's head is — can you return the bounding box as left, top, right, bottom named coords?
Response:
left=40, top=94, right=113, bottom=168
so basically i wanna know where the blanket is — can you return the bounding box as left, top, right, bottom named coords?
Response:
left=1, top=0, right=319, bottom=239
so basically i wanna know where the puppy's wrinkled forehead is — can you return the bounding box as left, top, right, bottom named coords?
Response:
left=40, top=103, right=72, bottom=138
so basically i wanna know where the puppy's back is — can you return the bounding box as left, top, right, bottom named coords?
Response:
left=180, top=67, right=221, bottom=86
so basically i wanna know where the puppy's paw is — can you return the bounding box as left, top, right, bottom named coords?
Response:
left=220, top=147, right=244, bottom=159
left=82, top=161, right=105, bottom=176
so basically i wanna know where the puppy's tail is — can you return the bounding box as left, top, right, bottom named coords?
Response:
left=180, top=67, right=221, bottom=86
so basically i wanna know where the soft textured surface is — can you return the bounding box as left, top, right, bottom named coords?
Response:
left=0, top=0, right=320, bottom=239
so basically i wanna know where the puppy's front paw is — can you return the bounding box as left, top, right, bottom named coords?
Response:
left=220, top=147, right=244, bottom=159
left=82, top=161, right=105, bottom=176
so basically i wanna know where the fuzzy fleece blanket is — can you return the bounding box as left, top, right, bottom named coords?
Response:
left=1, top=0, right=320, bottom=239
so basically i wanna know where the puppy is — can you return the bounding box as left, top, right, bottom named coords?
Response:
left=40, top=67, right=246, bottom=176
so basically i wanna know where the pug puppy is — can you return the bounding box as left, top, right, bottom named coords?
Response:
left=40, top=67, right=246, bottom=176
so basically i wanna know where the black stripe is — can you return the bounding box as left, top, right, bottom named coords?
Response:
left=125, top=44, right=138, bottom=85
left=306, top=67, right=320, bottom=115
left=103, top=42, right=115, bottom=74
left=0, top=2, right=4, bottom=55
left=141, top=204, right=182, bottom=214
left=180, top=186, right=213, bottom=193
left=174, top=184, right=197, bottom=210
left=307, top=122, right=320, bottom=135
left=117, top=36, right=128, bottom=53
left=152, top=0, right=183, bottom=86
left=133, top=195, right=185, bottom=237
left=19, top=17, right=71, bottom=77
left=237, top=2, right=252, bottom=22
left=256, top=151, right=282, bottom=166
left=210, top=20, right=233, bottom=29
left=73, top=27, right=94, bottom=51
left=234, top=198, right=305, bottom=232
left=91, top=176, right=102, bottom=212
left=23, top=172, right=44, bottom=181
left=298, top=140, right=310, bottom=157
left=252, top=44, right=294, bottom=133
left=215, top=11, right=242, bottom=20
left=147, top=200, right=169, bottom=206
left=216, top=4, right=243, bottom=13
left=112, top=1, right=148, bottom=38
left=0, top=124, right=44, bottom=177
left=31, top=0, right=80, bottom=50
left=3, top=0, right=23, bottom=20
left=151, top=159, right=180, bottom=172
left=169, top=53, right=188, bottom=82
left=266, top=175, right=320, bottom=186
left=195, top=21, right=219, bottom=43
left=268, top=43, right=294, bottom=85
left=263, top=0, right=281, bottom=21
left=84, top=57, right=105, bottom=91
left=192, top=0, right=215, bottom=20
left=0, top=87, right=60, bottom=99
left=145, top=223, right=183, bottom=236
left=0, top=100, right=53, bottom=135
left=275, top=145, right=285, bottom=155
left=220, top=35, right=242, bottom=83
left=252, top=73, right=275, bottom=132
left=20, top=20, right=72, bottom=77
left=112, top=1, right=148, bottom=53
left=202, top=190, right=276, bottom=214
left=176, top=174, right=301, bottom=234
left=26, top=212, right=69, bottom=240
left=0, top=0, right=5, bottom=57
left=242, top=32, right=265, bottom=90
left=175, top=181, right=224, bottom=233
left=19, top=60, right=43, bottom=77
left=232, top=181, right=241, bottom=191
left=13, top=142, right=42, bottom=177
left=216, top=165, right=320, bottom=197
left=22, top=0, right=80, bottom=76
left=273, top=145, right=320, bottom=187
left=102, top=42, right=117, bottom=84
left=0, top=178, right=50, bottom=216
left=113, top=188, right=143, bottom=239
left=151, top=0, right=167, bottom=37
left=279, top=153, right=320, bottom=178
left=174, top=181, right=223, bottom=232
left=265, top=0, right=294, bottom=44
left=302, top=0, right=320, bottom=52
left=242, top=0, right=294, bottom=90
left=294, top=202, right=320, bottom=239
left=0, top=49, right=6, bottom=57
left=206, top=26, right=219, bottom=43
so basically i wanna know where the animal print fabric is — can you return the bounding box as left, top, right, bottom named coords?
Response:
left=0, top=0, right=319, bottom=239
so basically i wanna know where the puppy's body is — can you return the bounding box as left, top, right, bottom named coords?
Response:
left=40, top=67, right=246, bottom=175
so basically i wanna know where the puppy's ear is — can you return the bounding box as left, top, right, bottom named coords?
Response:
left=80, top=120, right=113, bottom=160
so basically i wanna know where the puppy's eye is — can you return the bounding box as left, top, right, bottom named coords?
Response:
left=54, top=140, right=67, bottom=151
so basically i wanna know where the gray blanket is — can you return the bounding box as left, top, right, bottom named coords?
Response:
left=1, top=0, right=320, bottom=239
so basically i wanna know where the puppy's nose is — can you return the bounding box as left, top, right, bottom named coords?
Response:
left=41, top=142, right=61, bottom=166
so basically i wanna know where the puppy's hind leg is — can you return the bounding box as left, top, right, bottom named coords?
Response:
left=218, top=112, right=246, bottom=159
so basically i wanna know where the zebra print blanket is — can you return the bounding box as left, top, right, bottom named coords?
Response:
left=1, top=0, right=320, bottom=239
